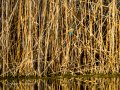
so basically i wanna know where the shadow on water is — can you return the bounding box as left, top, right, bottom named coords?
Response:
left=0, top=76, right=120, bottom=90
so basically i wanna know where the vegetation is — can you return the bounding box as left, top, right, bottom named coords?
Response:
left=0, top=0, right=120, bottom=77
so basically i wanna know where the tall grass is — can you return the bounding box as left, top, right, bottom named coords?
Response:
left=0, top=0, right=120, bottom=77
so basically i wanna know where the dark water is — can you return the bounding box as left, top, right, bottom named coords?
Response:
left=0, top=76, right=120, bottom=90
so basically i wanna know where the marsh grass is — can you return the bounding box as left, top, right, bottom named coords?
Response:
left=0, top=0, right=120, bottom=77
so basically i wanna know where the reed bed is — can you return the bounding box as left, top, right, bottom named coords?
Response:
left=0, top=0, right=120, bottom=77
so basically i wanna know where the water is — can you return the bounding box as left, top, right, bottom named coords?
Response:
left=0, top=76, right=120, bottom=90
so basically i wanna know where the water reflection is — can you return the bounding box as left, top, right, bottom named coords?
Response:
left=0, top=77, right=120, bottom=90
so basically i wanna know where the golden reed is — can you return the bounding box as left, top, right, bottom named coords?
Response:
left=0, top=0, right=120, bottom=77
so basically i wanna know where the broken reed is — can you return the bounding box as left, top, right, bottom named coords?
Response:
left=0, top=0, right=120, bottom=77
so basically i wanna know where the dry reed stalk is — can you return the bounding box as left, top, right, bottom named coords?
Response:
left=2, top=0, right=4, bottom=77
left=118, top=16, right=120, bottom=71
left=100, top=0, right=103, bottom=73
left=17, top=0, right=22, bottom=75
left=38, top=0, right=41, bottom=76
left=43, top=0, right=47, bottom=76
left=115, top=2, right=118, bottom=73
left=84, top=0, right=87, bottom=68
left=61, top=17, right=64, bottom=74
left=29, top=0, right=33, bottom=74
left=64, top=0, right=68, bottom=74
left=6, top=0, right=9, bottom=77
left=56, top=0, right=60, bottom=72
left=24, top=0, right=28, bottom=75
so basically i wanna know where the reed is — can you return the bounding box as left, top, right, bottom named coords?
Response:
left=0, top=0, right=120, bottom=77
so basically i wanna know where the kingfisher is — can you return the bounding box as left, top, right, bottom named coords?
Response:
left=69, top=26, right=74, bottom=35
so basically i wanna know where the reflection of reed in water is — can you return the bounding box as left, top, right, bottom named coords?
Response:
left=0, top=77, right=120, bottom=90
